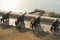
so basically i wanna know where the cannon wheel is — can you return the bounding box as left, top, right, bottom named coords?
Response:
left=51, top=28, right=60, bottom=36
left=32, top=25, right=44, bottom=34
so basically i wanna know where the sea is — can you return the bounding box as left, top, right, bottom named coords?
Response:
left=0, top=0, right=60, bottom=14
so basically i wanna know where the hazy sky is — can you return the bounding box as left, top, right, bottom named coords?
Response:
left=0, top=0, right=60, bottom=13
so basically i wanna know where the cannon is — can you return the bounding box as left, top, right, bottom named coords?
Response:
left=30, top=12, right=45, bottom=34
left=50, top=17, right=60, bottom=35
left=1, top=11, right=12, bottom=23
left=15, top=12, right=27, bottom=29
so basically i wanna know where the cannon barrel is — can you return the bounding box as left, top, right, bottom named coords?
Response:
left=6, top=11, right=12, bottom=14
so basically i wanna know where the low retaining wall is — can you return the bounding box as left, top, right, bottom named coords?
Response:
left=0, top=11, right=60, bottom=22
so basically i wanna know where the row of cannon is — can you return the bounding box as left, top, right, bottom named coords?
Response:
left=0, top=11, right=60, bottom=35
